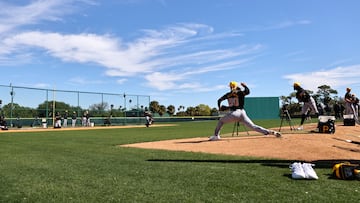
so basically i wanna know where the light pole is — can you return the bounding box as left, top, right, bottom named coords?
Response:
left=123, top=93, right=126, bottom=125
left=10, top=84, right=14, bottom=127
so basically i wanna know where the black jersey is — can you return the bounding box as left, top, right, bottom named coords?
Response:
left=345, top=92, right=352, bottom=102
left=218, top=85, right=250, bottom=110
left=295, top=87, right=310, bottom=102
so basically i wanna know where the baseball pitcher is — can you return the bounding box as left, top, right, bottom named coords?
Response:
left=209, top=81, right=281, bottom=141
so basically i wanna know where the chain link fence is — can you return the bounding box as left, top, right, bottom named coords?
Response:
left=0, top=84, right=150, bottom=128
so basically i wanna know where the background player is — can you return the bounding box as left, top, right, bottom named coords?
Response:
left=293, top=82, right=319, bottom=130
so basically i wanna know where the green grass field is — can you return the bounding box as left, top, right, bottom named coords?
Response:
left=1, top=120, right=359, bottom=202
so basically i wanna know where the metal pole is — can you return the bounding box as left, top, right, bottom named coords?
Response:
left=10, top=83, right=14, bottom=127
left=77, top=91, right=80, bottom=122
left=101, top=93, right=104, bottom=116
left=123, top=93, right=126, bottom=125
left=137, top=95, right=139, bottom=124
left=52, top=88, right=55, bottom=127
left=46, top=89, right=49, bottom=125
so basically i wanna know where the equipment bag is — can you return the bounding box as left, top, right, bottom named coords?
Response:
left=318, top=116, right=336, bottom=134
left=332, top=162, right=360, bottom=180
left=343, top=114, right=356, bottom=126
left=318, top=120, right=335, bottom=133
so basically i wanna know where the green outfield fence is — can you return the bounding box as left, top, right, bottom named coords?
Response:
left=244, top=97, right=280, bottom=119
left=0, top=84, right=151, bottom=128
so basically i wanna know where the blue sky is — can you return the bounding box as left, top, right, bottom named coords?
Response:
left=1, top=0, right=360, bottom=110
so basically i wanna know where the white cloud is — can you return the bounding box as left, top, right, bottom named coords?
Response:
left=144, top=72, right=185, bottom=90
left=0, top=1, right=263, bottom=92
left=2, top=22, right=259, bottom=91
left=0, top=53, right=33, bottom=66
left=0, top=0, right=98, bottom=61
left=270, top=20, right=312, bottom=29
left=15, top=82, right=51, bottom=89
left=284, top=65, right=360, bottom=92
left=32, top=83, right=51, bottom=89
left=116, top=78, right=127, bottom=84
left=327, top=59, right=353, bottom=67
left=0, top=0, right=91, bottom=33
left=144, top=70, right=226, bottom=93
left=68, top=77, right=105, bottom=85
left=240, top=20, right=312, bottom=32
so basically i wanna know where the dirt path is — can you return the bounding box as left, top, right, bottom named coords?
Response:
left=0, top=124, right=176, bottom=133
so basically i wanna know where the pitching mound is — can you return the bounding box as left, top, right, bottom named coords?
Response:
left=122, top=123, right=360, bottom=162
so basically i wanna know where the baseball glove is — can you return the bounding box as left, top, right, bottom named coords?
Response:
left=219, top=105, right=230, bottom=111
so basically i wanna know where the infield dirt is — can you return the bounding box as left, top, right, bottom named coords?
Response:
left=123, top=123, right=360, bottom=162
left=4, top=122, right=359, bottom=162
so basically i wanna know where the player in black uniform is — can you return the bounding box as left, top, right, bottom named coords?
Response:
left=344, top=87, right=354, bottom=115
left=209, top=81, right=281, bottom=141
left=293, top=82, right=319, bottom=130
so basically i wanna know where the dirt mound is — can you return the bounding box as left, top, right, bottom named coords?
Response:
left=122, top=123, right=360, bottom=162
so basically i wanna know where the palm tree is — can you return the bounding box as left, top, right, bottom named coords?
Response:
left=167, top=105, right=175, bottom=116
